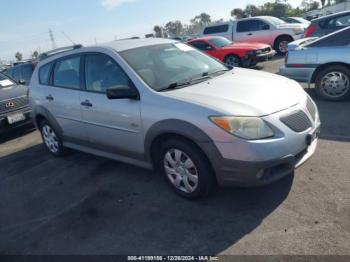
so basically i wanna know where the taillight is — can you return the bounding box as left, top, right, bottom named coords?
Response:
left=304, top=24, right=316, bottom=37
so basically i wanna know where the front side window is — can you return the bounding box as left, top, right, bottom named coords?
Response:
left=39, top=62, right=52, bottom=85
left=237, top=20, right=270, bottom=32
left=208, top=37, right=232, bottom=48
left=53, top=56, right=80, bottom=89
left=189, top=41, right=213, bottom=51
left=21, top=64, right=34, bottom=83
left=120, top=43, right=228, bottom=91
left=203, top=24, right=229, bottom=34
left=12, top=67, right=21, bottom=82
left=85, top=54, right=130, bottom=93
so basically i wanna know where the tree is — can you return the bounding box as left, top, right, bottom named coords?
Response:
left=245, top=5, right=260, bottom=17
left=15, top=52, right=23, bottom=61
left=153, top=25, right=163, bottom=38
left=320, top=0, right=326, bottom=7
left=231, top=8, right=245, bottom=19
left=32, top=50, right=39, bottom=59
left=165, top=21, right=183, bottom=37
left=191, top=13, right=212, bottom=27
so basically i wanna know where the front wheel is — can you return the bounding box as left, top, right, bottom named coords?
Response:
left=159, top=139, right=215, bottom=199
left=315, top=65, right=350, bottom=101
left=274, top=36, right=293, bottom=55
left=39, top=120, right=66, bottom=156
left=224, top=55, right=241, bottom=67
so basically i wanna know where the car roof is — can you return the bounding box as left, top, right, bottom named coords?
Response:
left=312, top=10, right=350, bottom=22
left=101, top=38, right=177, bottom=52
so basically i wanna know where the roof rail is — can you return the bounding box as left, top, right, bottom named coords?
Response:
left=40, top=45, right=83, bottom=60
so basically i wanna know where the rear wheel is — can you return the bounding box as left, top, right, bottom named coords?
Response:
left=159, top=139, right=215, bottom=199
left=315, top=65, right=350, bottom=101
left=274, top=36, right=293, bottom=55
left=39, top=120, right=65, bottom=156
left=224, top=55, right=241, bottom=67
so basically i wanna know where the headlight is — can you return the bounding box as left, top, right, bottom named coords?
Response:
left=210, top=116, right=274, bottom=140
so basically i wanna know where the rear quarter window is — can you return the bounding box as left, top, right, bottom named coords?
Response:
left=39, top=62, right=53, bottom=85
left=203, top=24, right=229, bottom=34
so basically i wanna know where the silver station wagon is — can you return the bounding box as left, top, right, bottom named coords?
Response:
left=30, top=39, right=320, bottom=199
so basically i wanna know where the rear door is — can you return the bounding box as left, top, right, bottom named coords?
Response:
left=80, top=53, right=143, bottom=157
left=38, top=55, right=87, bottom=142
left=235, top=19, right=272, bottom=45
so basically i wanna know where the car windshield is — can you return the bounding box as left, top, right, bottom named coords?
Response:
left=208, top=37, right=232, bottom=48
left=120, top=43, right=229, bottom=91
left=0, top=73, right=15, bottom=88
left=266, top=17, right=286, bottom=26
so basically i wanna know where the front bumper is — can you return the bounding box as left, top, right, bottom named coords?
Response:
left=279, top=65, right=315, bottom=83
left=242, top=50, right=276, bottom=67
left=0, top=107, right=33, bottom=132
left=200, top=100, right=320, bottom=187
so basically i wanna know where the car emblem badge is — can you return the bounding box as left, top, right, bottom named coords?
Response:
left=5, top=102, right=15, bottom=108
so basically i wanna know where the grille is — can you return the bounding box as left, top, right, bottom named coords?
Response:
left=280, top=110, right=312, bottom=132
left=0, top=96, right=29, bottom=114
left=306, top=97, right=317, bottom=122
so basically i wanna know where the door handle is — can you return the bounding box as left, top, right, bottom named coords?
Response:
left=247, top=33, right=253, bottom=36
left=81, top=100, right=93, bottom=107
left=46, top=95, right=54, bottom=101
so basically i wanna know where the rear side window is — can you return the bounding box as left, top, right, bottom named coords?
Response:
left=309, top=27, right=350, bottom=47
left=53, top=56, right=81, bottom=89
left=203, top=24, right=229, bottom=34
left=321, top=14, right=350, bottom=29
left=39, top=62, right=52, bottom=85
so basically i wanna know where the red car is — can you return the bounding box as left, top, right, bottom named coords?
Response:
left=187, top=36, right=276, bottom=67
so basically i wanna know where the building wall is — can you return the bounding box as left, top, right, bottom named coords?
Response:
left=306, top=1, right=350, bottom=17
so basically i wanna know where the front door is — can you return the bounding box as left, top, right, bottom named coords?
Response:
left=80, top=53, right=143, bottom=158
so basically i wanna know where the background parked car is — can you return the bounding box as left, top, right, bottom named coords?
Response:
left=0, top=72, right=32, bottom=132
left=187, top=36, right=275, bottom=67
left=2, top=61, right=37, bottom=85
left=280, top=27, right=350, bottom=101
left=281, top=17, right=311, bottom=29
left=200, top=16, right=305, bottom=55
left=304, top=10, right=350, bottom=37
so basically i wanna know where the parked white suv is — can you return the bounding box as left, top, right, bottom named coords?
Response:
left=200, top=16, right=305, bottom=55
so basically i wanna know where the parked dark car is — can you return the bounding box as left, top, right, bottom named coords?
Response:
left=2, top=61, right=36, bottom=85
left=304, top=10, right=350, bottom=37
left=0, top=72, right=32, bottom=132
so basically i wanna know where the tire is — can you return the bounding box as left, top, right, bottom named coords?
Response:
left=315, top=65, right=350, bottom=101
left=224, top=55, right=241, bottom=67
left=274, top=36, right=293, bottom=55
left=159, top=139, right=215, bottom=199
left=39, top=120, right=66, bottom=157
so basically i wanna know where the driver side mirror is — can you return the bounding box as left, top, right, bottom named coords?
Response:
left=106, top=85, right=139, bottom=100
left=18, top=79, right=26, bottom=85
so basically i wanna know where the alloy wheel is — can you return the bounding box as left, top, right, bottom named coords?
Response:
left=225, top=56, right=240, bottom=67
left=42, top=125, right=59, bottom=153
left=278, top=41, right=289, bottom=54
left=321, top=72, right=350, bottom=98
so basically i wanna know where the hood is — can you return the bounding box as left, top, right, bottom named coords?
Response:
left=288, top=37, right=318, bottom=51
left=165, top=68, right=306, bottom=116
left=0, top=84, right=28, bottom=102
left=223, top=42, right=270, bottom=50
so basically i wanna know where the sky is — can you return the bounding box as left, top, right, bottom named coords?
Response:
left=0, top=0, right=303, bottom=61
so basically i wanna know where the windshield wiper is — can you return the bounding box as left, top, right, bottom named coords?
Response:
left=159, top=75, right=212, bottom=92
left=203, top=68, right=232, bottom=77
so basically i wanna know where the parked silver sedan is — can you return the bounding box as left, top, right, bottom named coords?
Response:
left=280, top=27, right=350, bottom=101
